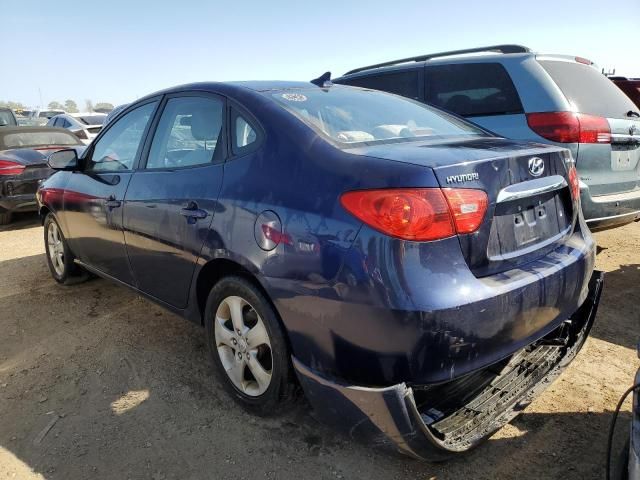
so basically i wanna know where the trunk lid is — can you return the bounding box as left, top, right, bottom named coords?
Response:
left=349, top=137, right=576, bottom=276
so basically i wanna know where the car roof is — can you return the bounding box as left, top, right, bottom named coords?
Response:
left=337, top=45, right=595, bottom=79
left=135, top=80, right=323, bottom=102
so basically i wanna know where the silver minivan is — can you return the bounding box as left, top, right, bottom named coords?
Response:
left=336, top=45, right=640, bottom=230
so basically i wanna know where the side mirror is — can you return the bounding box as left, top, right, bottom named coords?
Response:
left=179, top=116, right=192, bottom=126
left=48, top=148, right=79, bottom=171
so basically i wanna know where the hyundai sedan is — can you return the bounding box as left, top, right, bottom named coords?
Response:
left=38, top=81, right=603, bottom=460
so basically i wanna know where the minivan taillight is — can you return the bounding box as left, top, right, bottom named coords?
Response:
left=526, top=112, right=611, bottom=144
left=0, top=160, right=25, bottom=176
left=340, top=188, right=487, bottom=241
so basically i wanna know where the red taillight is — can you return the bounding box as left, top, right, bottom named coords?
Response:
left=527, top=112, right=611, bottom=144
left=442, top=188, right=489, bottom=234
left=340, top=188, right=487, bottom=241
left=0, top=160, right=26, bottom=176
left=73, top=129, right=88, bottom=140
left=567, top=164, right=580, bottom=202
left=578, top=114, right=612, bottom=143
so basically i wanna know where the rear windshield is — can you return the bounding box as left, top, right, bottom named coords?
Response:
left=38, top=111, right=63, bottom=119
left=539, top=60, right=638, bottom=119
left=77, top=115, right=106, bottom=125
left=0, top=110, right=17, bottom=126
left=1, top=131, right=80, bottom=149
left=270, top=87, right=486, bottom=146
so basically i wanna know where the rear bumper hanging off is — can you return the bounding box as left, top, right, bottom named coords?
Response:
left=293, top=271, right=604, bottom=461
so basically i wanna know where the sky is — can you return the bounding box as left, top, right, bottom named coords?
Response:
left=2, top=0, right=639, bottom=108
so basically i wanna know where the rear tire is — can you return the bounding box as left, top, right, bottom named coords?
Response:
left=0, top=211, right=12, bottom=225
left=204, top=276, right=297, bottom=415
left=44, top=213, right=88, bottom=285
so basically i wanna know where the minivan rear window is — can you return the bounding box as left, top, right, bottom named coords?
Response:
left=539, top=60, right=638, bottom=119
left=425, top=63, right=524, bottom=117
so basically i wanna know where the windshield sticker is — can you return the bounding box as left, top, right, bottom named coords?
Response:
left=281, top=93, right=307, bottom=102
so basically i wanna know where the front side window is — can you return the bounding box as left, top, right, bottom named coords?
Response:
left=145, top=96, right=224, bottom=169
left=270, top=86, right=486, bottom=146
left=425, top=63, right=523, bottom=117
left=86, top=101, right=157, bottom=172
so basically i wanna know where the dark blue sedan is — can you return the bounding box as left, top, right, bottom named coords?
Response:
left=38, top=81, right=603, bottom=460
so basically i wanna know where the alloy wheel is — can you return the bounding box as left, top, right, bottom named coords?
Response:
left=214, top=295, right=273, bottom=396
left=47, top=221, right=65, bottom=276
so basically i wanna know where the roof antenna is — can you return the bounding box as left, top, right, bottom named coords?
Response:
left=310, top=72, right=332, bottom=87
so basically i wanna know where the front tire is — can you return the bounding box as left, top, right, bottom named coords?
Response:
left=204, top=276, right=297, bottom=415
left=0, top=211, right=12, bottom=225
left=44, top=213, right=88, bottom=285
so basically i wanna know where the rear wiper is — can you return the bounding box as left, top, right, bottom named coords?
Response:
left=626, top=110, right=640, bottom=118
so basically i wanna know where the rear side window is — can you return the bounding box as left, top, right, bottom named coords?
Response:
left=341, top=70, right=420, bottom=100
left=539, top=60, right=638, bottom=119
left=425, top=63, right=523, bottom=117
left=231, top=108, right=260, bottom=155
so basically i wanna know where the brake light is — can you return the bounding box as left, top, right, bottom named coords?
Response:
left=0, top=160, right=26, bottom=176
left=340, top=188, right=487, bottom=241
left=575, top=56, right=592, bottom=65
left=567, top=164, right=580, bottom=202
left=527, top=112, right=611, bottom=144
left=442, top=188, right=489, bottom=233
left=73, top=129, right=88, bottom=140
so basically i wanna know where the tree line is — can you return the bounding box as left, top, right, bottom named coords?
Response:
left=0, top=99, right=115, bottom=113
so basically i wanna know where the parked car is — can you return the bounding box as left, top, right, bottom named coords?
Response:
left=47, top=113, right=107, bottom=145
left=0, top=107, right=18, bottom=127
left=38, top=82, right=603, bottom=460
left=28, top=109, right=66, bottom=126
left=611, top=76, right=640, bottom=109
left=0, top=127, right=83, bottom=224
left=336, top=45, right=640, bottom=231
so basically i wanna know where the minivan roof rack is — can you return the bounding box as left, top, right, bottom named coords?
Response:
left=344, top=44, right=531, bottom=76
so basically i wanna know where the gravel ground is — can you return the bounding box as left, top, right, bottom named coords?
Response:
left=0, top=213, right=638, bottom=480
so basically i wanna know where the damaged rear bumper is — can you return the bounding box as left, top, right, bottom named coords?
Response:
left=293, top=271, right=604, bottom=461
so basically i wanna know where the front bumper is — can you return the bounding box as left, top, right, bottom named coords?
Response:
left=581, top=185, right=640, bottom=231
left=294, top=271, right=603, bottom=461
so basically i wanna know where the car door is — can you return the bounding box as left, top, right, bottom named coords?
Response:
left=63, top=99, right=159, bottom=284
left=122, top=93, right=225, bottom=308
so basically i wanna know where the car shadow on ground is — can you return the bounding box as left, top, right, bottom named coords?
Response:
left=0, top=212, right=40, bottom=232
left=588, top=262, right=640, bottom=351
left=0, top=232, right=637, bottom=479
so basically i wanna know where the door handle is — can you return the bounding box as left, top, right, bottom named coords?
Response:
left=105, top=196, right=121, bottom=209
left=180, top=202, right=208, bottom=220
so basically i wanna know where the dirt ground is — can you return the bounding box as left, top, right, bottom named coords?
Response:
left=0, top=213, right=638, bottom=480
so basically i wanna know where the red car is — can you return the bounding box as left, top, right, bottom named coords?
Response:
left=611, top=76, right=640, bottom=108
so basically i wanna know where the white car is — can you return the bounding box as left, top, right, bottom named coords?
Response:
left=27, top=109, right=66, bottom=126
left=47, top=113, right=107, bottom=145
